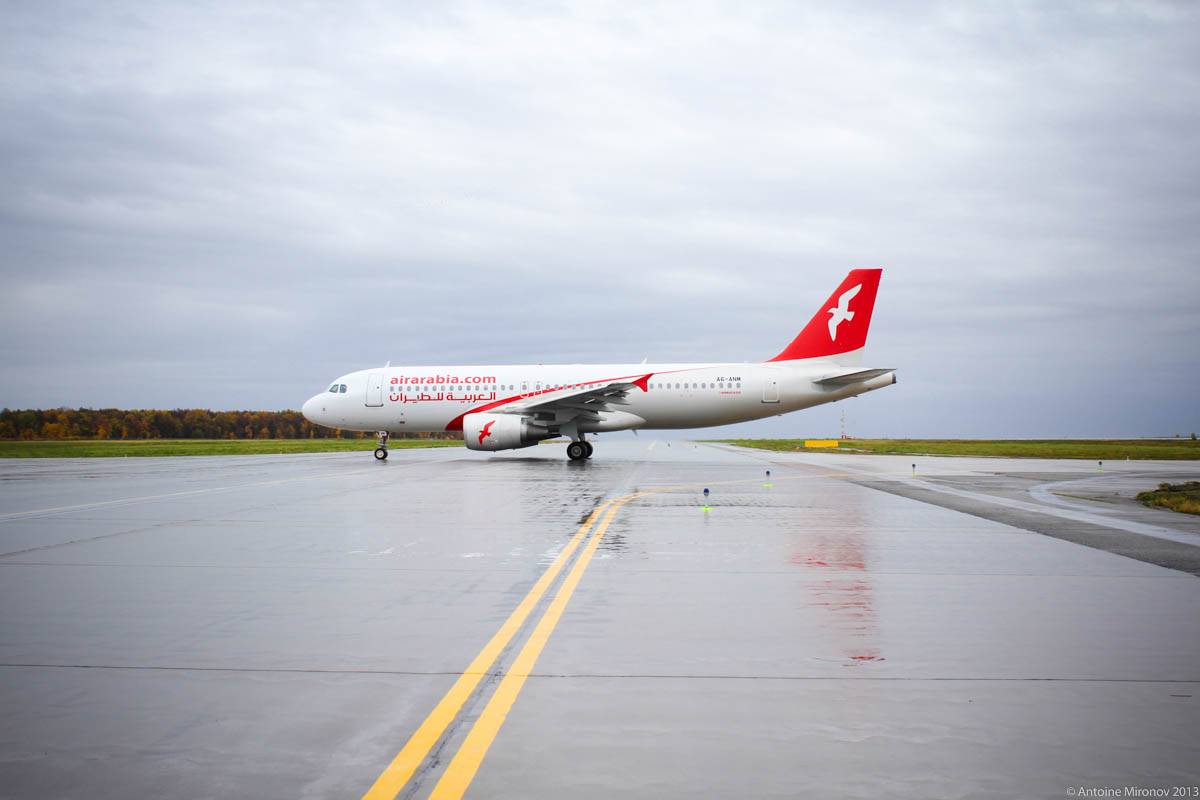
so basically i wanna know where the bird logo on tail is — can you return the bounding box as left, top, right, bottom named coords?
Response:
left=826, top=283, right=862, bottom=341
left=478, top=420, right=495, bottom=445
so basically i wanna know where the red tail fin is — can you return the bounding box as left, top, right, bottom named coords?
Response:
left=767, top=269, right=882, bottom=362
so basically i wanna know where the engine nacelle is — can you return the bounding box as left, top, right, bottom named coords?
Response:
left=463, top=412, right=551, bottom=451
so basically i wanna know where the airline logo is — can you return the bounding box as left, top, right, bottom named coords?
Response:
left=827, top=283, right=862, bottom=341
left=478, top=420, right=495, bottom=445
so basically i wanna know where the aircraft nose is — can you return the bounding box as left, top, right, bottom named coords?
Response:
left=301, top=395, right=322, bottom=424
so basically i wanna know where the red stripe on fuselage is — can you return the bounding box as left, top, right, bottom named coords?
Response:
left=443, top=370, right=657, bottom=431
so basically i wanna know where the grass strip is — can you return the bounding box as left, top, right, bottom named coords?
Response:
left=713, top=438, right=1200, bottom=460
left=0, top=439, right=463, bottom=458
left=1136, top=482, right=1200, bottom=515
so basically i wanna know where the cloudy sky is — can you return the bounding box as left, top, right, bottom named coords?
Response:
left=2, top=1, right=1197, bottom=437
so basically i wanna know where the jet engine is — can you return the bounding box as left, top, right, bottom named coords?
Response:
left=463, top=412, right=551, bottom=451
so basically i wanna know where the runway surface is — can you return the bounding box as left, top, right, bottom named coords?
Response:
left=1, top=441, right=1198, bottom=799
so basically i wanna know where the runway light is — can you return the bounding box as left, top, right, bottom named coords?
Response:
left=912, top=463, right=916, bottom=476
left=703, top=488, right=710, bottom=497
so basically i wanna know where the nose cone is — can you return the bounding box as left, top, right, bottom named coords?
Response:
left=302, top=395, right=322, bottom=425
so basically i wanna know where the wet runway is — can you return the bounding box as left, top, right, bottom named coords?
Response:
left=1, top=441, right=1198, bottom=799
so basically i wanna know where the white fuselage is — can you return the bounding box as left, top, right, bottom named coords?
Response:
left=301, top=359, right=895, bottom=436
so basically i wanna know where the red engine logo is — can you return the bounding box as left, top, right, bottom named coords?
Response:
left=478, top=420, right=495, bottom=445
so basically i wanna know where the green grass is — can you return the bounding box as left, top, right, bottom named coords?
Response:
left=712, top=438, right=1200, bottom=460
left=1136, top=482, right=1200, bottom=515
left=0, top=439, right=463, bottom=458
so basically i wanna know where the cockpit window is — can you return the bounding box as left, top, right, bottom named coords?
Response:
left=339, top=384, right=347, bottom=393
left=329, top=385, right=338, bottom=393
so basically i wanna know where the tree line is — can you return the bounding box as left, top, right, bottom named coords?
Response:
left=0, top=408, right=459, bottom=441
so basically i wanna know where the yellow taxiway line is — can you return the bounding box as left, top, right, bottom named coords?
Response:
left=360, top=499, right=614, bottom=800
left=428, top=494, right=639, bottom=800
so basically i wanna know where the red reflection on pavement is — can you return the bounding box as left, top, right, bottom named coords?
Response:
left=794, top=531, right=884, bottom=667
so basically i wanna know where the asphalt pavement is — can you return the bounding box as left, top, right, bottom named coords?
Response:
left=1, top=441, right=1197, bottom=799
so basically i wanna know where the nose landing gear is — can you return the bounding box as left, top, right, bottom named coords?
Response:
left=374, top=431, right=389, bottom=461
left=566, top=440, right=594, bottom=461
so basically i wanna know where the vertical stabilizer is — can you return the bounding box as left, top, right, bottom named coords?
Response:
left=767, top=268, right=882, bottom=363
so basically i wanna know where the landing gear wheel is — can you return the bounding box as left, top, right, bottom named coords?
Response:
left=567, top=441, right=587, bottom=461
left=583, top=441, right=594, bottom=458
left=374, top=447, right=388, bottom=460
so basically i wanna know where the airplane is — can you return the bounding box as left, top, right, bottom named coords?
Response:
left=301, top=268, right=896, bottom=461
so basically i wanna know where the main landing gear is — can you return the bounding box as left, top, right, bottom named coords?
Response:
left=374, top=431, right=389, bottom=461
left=566, top=440, right=594, bottom=461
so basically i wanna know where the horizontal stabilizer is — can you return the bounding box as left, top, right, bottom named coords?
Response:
left=814, top=368, right=895, bottom=386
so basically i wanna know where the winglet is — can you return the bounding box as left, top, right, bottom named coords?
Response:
left=768, top=269, right=882, bottom=361
left=633, top=374, right=653, bottom=392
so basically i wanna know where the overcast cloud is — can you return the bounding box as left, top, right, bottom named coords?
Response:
left=1, top=1, right=1197, bottom=437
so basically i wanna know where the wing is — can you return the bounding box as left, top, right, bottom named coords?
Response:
left=444, top=374, right=653, bottom=433
left=499, top=375, right=651, bottom=425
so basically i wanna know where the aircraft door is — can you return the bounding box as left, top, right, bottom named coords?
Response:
left=762, top=374, right=780, bottom=403
left=365, top=372, right=384, bottom=407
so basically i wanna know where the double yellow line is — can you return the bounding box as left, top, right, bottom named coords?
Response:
left=363, top=493, right=641, bottom=800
